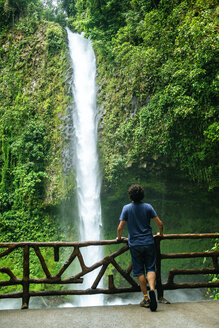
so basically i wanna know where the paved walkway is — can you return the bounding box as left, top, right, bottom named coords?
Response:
left=0, top=301, right=218, bottom=328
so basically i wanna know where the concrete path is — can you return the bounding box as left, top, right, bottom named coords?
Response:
left=0, top=301, right=218, bottom=328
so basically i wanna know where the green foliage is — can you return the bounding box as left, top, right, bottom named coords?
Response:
left=0, top=0, right=42, bottom=29
left=41, top=0, right=67, bottom=27
left=86, top=0, right=219, bottom=189
left=46, top=23, right=65, bottom=55
left=9, top=121, right=48, bottom=208
left=64, top=0, right=131, bottom=40
left=204, top=239, right=219, bottom=300
left=0, top=16, right=71, bottom=243
left=0, top=0, right=67, bottom=34
left=0, top=9, right=76, bottom=293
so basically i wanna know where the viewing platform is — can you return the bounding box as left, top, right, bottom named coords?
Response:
left=0, top=301, right=218, bottom=328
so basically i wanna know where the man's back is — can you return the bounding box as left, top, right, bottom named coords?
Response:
left=119, top=202, right=157, bottom=247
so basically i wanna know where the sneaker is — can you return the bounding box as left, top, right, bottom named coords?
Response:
left=149, top=290, right=157, bottom=312
left=140, top=298, right=150, bottom=308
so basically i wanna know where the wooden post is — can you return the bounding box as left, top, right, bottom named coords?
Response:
left=22, top=245, right=30, bottom=309
left=108, top=275, right=115, bottom=290
left=155, top=237, right=163, bottom=299
left=155, top=237, right=170, bottom=304
left=54, top=246, right=59, bottom=262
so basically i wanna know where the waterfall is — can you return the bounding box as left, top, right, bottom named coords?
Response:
left=66, top=28, right=103, bottom=306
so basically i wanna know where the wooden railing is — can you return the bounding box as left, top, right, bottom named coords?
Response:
left=0, top=233, right=218, bottom=309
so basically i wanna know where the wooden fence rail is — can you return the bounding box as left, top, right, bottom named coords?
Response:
left=0, top=233, right=218, bottom=309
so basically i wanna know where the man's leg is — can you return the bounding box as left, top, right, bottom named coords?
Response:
left=137, top=274, right=149, bottom=300
left=147, top=271, right=156, bottom=291
left=138, top=272, right=156, bottom=297
left=147, top=271, right=157, bottom=311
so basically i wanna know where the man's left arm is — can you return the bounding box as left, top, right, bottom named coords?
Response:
left=116, top=220, right=126, bottom=240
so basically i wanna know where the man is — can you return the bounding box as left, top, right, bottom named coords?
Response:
left=116, top=184, right=163, bottom=311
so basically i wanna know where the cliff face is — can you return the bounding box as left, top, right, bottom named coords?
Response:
left=61, top=0, right=218, bottom=190
left=0, top=15, right=74, bottom=242
left=92, top=0, right=218, bottom=190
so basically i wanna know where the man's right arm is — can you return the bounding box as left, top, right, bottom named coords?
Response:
left=153, top=216, right=163, bottom=236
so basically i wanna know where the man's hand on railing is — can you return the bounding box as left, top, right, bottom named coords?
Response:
left=116, top=236, right=128, bottom=242
left=156, top=232, right=164, bottom=237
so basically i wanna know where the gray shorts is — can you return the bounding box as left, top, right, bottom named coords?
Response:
left=130, top=244, right=156, bottom=277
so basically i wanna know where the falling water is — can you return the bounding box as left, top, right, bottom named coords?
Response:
left=66, top=28, right=103, bottom=306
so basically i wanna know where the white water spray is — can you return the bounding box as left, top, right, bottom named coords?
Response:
left=66, top=28, right=103, bottom=306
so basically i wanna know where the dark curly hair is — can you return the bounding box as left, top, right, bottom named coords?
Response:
left=128, top=184, right=144, bottom=202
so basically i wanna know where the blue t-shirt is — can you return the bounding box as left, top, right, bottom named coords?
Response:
left=119, top=202, right=157, bottom=247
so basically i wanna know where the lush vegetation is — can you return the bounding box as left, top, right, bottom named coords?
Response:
left=0, top=2, right=77, bottom=296
left=63, top=0, right=218, bottom=190
left=0, top=0, right=67, bottom=29
left=0, top=5, right=72, bottom=243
